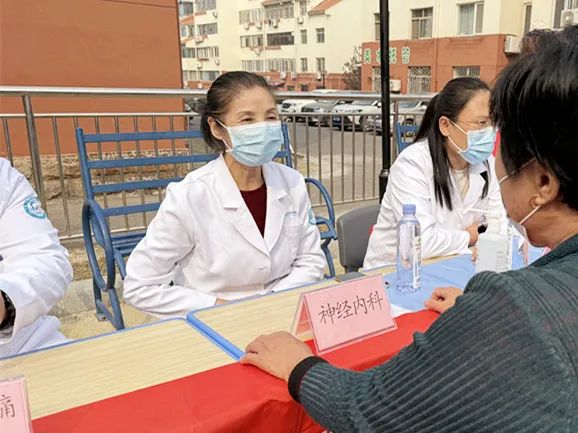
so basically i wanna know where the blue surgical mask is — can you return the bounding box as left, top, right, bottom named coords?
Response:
left=449, top=121, right=496, bottom=166
left=217, top=120, right=284, bottom=167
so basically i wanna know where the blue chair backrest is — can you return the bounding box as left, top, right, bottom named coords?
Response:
left=76, top=124, right=293, bottom=220
left=394, top=122, right=420, bottom=154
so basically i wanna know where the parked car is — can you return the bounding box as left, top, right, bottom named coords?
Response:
left=331, top=100, right=382, bottom=130
left=365, top=100, right=429, bottom=135
left=279, top=99, right=315, bottom=122
left=301, top=100, right=349, bottom=126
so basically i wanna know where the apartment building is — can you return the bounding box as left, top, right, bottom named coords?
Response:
left=361, top=0, right=576, bottom=93
left=179, top=0, right=379, bottom=90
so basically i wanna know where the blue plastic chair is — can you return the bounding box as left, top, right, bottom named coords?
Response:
left=77, top=124, right=335, bottom=329
left=394, top=122, right=420, bottom=154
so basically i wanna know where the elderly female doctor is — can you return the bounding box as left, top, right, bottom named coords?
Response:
left=364, top=77, right=504, bottom=268
left=124, top=72, right=326, bottom=318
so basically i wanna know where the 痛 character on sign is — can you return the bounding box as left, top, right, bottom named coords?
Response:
left=0, top=394, right=15, bottom=419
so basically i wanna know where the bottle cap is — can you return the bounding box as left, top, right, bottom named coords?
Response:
left=402, top=204, right=416, bottom=215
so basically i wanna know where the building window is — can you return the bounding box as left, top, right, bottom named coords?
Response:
left=301, top=58, right=308, bottom=72
left=567, top=0, right=578, bottom=8
left=371, top=68, right=381, bottom=92
left=264, top=4, right=294, bottom=20
left=453, top=66, right=481, bottom=78
left=242, top=59, right=265, bottom=72
left=181, top=45, right=196, bottom=58
left=179, top=2, right=194, bottom=16
left=301, top=84, right=309, bottom=91
left=301, top=29, right=307, bottom=44
left=183, top=70, right=198, bottom=81
left=180, top=24, right=194, bottom=38
left=239, top=8, right=263, bottom=24
left=458, top=2, right=484, bottom=35
left=523, top=3, right=533, bottom=34
left=267, top=58, right=296, bottom=72
left=408, top=66, right=432, bottom=94
left=374, top=14, right=380, bottom=41
left=240, top=34, right=263, bottom=48
left=300, top=1, right=308, bottom=16
left=411, top=8, right=433, bottom=39
left=316, top=28, right=325, bottom=43
left=196, top=46, right=220, bottom=59
left=267, top=32, right=295, bottom=46
left=195, top=0, right=217, bottom=13
left=316, top=57, right=325, bottom=72
left=198, top=23, right=218, bottom=36
left=200, top=70, right=220, bottom=81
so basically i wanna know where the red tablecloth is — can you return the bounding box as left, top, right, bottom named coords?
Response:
left=33, top=310, right=438, bottom=433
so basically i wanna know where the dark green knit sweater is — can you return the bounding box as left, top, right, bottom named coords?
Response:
left=295, top=234, right=578, bottom=433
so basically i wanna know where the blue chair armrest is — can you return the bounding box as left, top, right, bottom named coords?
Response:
left=82, top=199, right=116, bottom=291
left=304, top=177, right=337, bottom=239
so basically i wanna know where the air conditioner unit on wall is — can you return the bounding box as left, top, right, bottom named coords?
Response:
left=215, top=58, right=220, bottom=65
left=280, top=72, right=287, bottom=79
left=197, top=62, right=203, bottom=69
left=290, top=72, right=297, bottom=79
left=244, top=22, right=250, bottom=30
left=504, top=35, right=521, bottom=54
left=256, top=21, right=263, bottom=29
left=212, top=10, right=218, bottom=18
left=560, top=9, right=578, bottom=27
left=389, top=79, right=401, bottom=92
left=194, top=35, right=204, bottom=44
left=315, top=71, right=322, bottom=80
left=297, top=17, right=304, bottom=25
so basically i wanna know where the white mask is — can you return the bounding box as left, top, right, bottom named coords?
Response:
left=498, top=163, right=541, bottom=245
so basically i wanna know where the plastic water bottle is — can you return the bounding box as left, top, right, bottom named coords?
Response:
left=396, top=204, right=422, bottom=293
left=476, top=212, right=510, bottom=273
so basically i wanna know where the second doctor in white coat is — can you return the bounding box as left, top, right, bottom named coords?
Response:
left=364, top=77, right=505, bottom=269
left=124, top=72, right=326, bottom=318
left=0, top=159, right=73, bottom=357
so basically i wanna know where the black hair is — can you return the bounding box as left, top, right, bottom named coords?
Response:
left=201, top=71, right=274, bottom=152
left=414, top=77, right=491, bottom=210
left=491, top=32, right=578, bottom=211
left=560, top=24, right=578, bottom=45
left=520, top=28, right=559, bottom=55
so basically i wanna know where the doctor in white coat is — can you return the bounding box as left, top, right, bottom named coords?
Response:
left=0, top=159, right=73, bottom=357
left=364, top=77, right=505, bottom=269
left=124, top=72, right=326, bottom=318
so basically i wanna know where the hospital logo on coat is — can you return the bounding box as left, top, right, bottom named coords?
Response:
left=308, top=208, right=316, bottom=226
left=23, top=195, right=47, bottom=219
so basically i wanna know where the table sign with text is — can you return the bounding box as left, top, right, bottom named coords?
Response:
left=0, top=376, right=33, bottom=433
left=291, top=274, right=397, bottom=354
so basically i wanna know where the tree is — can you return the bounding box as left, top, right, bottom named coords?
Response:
left=342, top=45, right=362, bottom=90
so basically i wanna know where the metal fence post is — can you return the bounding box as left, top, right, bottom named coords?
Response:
left=22, top=95, right=46, bottom=209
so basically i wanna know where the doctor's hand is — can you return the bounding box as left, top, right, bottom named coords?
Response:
left=241, top=332, right=313, bottom=381
left=466, top=223, right=480, bottom=247
left=425, top=287, right=463, bottom=314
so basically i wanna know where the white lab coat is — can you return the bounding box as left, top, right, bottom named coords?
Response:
left=0, top=159, right=72, bottom=358
left=124, top=155, right=326, bottom=318
left=364, top=139, right=505, bottom=269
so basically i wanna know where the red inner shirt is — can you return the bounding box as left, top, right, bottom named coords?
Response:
left=240, top=183, right=267, bottom=236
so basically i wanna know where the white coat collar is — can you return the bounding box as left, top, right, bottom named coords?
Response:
left=212, top=155, right=289, bottom=256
